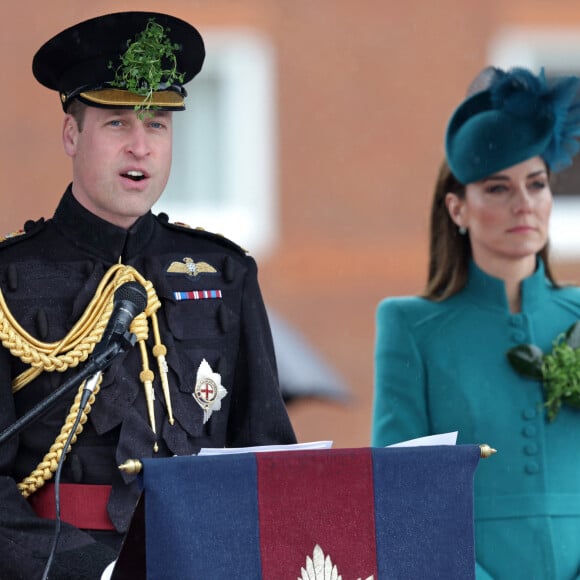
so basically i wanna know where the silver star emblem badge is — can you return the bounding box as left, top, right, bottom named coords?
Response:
left=193, top=359, right=228, bottom=423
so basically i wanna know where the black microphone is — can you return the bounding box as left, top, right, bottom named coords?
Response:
left=91, top=281, right=148, bottom=361
left=80, top=281, right=148, bottom=408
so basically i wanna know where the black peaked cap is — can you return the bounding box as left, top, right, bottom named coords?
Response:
left=32, top=11, right=205, bottom=110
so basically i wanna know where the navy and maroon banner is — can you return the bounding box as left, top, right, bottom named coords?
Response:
left=137, top=446, right=480, bottom=579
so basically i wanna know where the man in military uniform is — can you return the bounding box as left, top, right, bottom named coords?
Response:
left=0, top=12, right=296, bottom=579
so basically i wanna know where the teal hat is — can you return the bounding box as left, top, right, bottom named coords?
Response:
left=445, top=67, right=580, bottom=184
left=32, top=12, right=205, bottom=112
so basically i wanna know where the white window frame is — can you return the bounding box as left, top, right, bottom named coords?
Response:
left=489, top=27, right=580, bottom=260
left=154, top=29, right=278, bottom=258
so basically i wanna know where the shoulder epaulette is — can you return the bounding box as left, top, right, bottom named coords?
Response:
left=0, top=218, right=46, bottom=248
left=155, top=213, right=249, bottom=255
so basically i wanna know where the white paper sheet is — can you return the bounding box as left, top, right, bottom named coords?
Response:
left=387, top=431, right=458, bottom=448
left=197, top=440, right=333, bottom=456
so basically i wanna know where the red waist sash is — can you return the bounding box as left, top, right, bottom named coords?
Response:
left=28, top=483, right=114, bottom=531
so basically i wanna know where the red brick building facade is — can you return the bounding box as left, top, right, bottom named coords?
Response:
left=1, top=1, right=579, bottom=447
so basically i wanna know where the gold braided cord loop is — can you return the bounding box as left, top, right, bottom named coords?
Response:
left=18, top=376, right=102, bottom=498
left=4, top=295, right=112, bottom=391
left=5, top=264, right=151, bottom=393
left=0, top=263, right=171, bottom=497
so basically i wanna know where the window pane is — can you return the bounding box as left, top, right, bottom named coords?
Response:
left=166, top=73, right=225, bottom=206
left=154, top=30, right=277, bottom=258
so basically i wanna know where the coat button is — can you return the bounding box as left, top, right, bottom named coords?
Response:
left=24, top=219, right=39, bottom=232
left=522, top=407, right=537, bottom=420
left=217, top=304, right=229, bottom=333
left=522, top=425, right=537, bottom=437
left=525, top=462, right=540, bottom=474
left=7, top=264, right=18, bottom=291
left=524, top=443, right=538, bottom=456
left=222, top=256, right=235, bottom=282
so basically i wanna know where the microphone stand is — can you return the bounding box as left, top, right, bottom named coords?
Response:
left=0, top=331, right=137, bottom=445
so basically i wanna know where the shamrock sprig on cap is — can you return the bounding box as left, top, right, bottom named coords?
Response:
left=507, top=321, right=580, bottom=421
left=108, top=18, right=185, bottom=116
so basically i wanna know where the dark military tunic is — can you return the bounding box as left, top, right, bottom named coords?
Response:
left=0, top=186, right=296, bottom=578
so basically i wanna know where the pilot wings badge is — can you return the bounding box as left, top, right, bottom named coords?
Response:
left=193, top=359, right=228, bottom=423
left=299, top=545, right=374, bottom=580
left=166, top=257, right=217, bottom=277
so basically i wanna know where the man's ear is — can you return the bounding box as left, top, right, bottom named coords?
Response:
left=445, top=192, right=465, bottom=228
left=62, top=114, right=79, bottom=157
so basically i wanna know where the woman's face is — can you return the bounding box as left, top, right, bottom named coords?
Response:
left=445, top=156, right=552, bottom=272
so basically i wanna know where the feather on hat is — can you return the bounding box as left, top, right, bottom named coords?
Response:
left=445, top=66, right=580, bottom=184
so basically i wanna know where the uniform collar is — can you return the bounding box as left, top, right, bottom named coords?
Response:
left=53, top=185, right=156, bottom=262
left=463, top=257, right=550, bottom=313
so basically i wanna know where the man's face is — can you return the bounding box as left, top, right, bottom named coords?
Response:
left=62, top=106, right=173, bottom=228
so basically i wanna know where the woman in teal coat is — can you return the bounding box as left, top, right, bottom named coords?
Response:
left=372, top=67, right=580, bottom=579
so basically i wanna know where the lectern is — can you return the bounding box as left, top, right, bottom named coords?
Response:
left=112, top=445, right=481, bottom=579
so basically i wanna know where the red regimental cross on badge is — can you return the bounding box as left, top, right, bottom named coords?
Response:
left=198, top=381, right=216, bottom=402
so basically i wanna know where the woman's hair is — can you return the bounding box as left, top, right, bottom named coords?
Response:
left=422, top=159, right=557, bottom=301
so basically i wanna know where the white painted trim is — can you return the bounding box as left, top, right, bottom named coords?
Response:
left=154, top=29, right=278, bottom=258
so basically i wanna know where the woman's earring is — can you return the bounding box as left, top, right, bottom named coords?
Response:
left=458, top=226, right=467, bottom=235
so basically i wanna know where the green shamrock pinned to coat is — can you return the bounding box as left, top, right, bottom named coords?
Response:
left=507, top=321, right=580, bottom=421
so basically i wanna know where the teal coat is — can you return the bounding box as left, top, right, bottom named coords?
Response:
left=372, top=260, right=580, bottom=580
